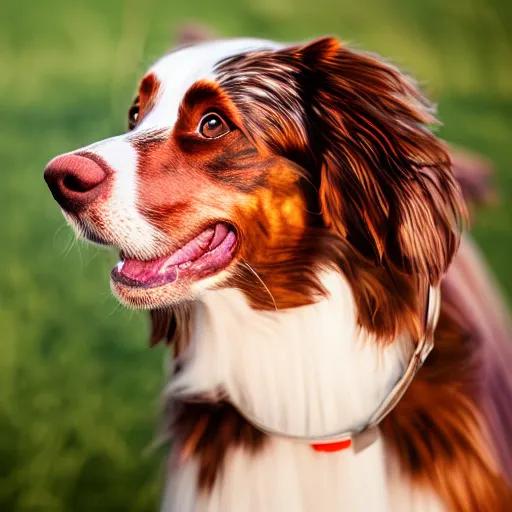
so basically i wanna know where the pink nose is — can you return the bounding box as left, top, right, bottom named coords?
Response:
left=44, top=154, right=109, bottom=213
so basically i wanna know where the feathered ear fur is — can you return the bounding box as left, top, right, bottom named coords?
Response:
left=299, top=37, right=466, bottom=284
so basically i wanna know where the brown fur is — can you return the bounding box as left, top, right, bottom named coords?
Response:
left=157, top=241, right=512, bottom=507
left=217, top=37, right=465, bottom=284
left=145, top=36, right=512, bottom=508
left=128, top=72, right=160, bottom=130
left=383, top=239, right=512, bottom=510
left=169, top=399, right=265, bottom=491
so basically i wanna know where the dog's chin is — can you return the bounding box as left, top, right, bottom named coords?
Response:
left=110, top=278, right=196, bottom=309
left=109, top=222, right=238, bottom=310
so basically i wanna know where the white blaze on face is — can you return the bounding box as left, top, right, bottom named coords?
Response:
left=64, top=38, right=281, bottom=258
left=60, top=134, right=163, bottom=259
left=136, top=38, right=283, bottom=133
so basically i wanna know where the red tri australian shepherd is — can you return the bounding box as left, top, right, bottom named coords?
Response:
left=44, top=37, right=512, bottom=510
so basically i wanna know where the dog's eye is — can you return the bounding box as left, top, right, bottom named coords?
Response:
left=128, top=105, right=139, bottom=131
left=198, top=113, right=230, bottom=139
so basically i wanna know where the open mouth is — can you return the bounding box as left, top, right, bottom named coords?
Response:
left=111, top=223, right=237, bottom=289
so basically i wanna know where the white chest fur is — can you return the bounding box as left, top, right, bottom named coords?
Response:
left=162, top=272, right=444, bottom=511
left=162, top=436, right=444, bottom=512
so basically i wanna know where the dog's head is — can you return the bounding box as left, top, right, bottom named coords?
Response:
left=44, top=37, right=465, bottom=330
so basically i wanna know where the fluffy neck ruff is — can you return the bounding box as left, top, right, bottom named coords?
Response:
left=168, top=271, right=414, bottom=438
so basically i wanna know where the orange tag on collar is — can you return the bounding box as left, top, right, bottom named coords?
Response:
left=311, top=439, right=352, bottom=452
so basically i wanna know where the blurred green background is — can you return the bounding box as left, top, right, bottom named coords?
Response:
left=1, top=0, right=511, bottom=510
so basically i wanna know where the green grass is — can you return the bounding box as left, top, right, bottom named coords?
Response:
left=1, top=0, right=511, bottom=509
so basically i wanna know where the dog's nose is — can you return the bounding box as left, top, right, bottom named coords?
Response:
left=44, top=154, right=109, bottom=213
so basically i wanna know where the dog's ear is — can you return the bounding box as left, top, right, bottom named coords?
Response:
left=299, top=38, right=466, bottom=284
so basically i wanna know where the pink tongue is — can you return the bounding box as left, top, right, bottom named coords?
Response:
left=119, top=224, right=229, bottom=283
left=119, top=255, right=173, bottom=282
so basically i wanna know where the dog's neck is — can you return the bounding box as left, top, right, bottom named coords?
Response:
left=168, top=271, right=413, bottom=437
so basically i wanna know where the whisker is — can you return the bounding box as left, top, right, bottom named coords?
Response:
left=53, top=222, right=69, bottom=246
left=85, top=247, right=102, bottom=267
left=101, top=292, right=111, bottom=304
left=69, top=236, right=85, bottom=269
left=53, top=223, right=78, bottom=260
left=62, top=234, right=78, bottom=260
left=102, top=301, right=123, bottom=322
left=241, top=260, right=278, bottom=311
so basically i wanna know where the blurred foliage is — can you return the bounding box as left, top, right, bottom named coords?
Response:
left=0, top=0, right=511, bottom=509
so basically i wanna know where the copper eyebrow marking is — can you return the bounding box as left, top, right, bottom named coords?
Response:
left=130, top=73, right=161, bottom=127
left=139, top=73, right=159, bottom=98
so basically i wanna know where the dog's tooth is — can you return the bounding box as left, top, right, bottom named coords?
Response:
left=160, top=261, right=174, bottom=274
left=116, top=261, right=125, bottom=272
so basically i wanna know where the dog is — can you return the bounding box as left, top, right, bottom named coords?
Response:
left=44, top=36, right=512, bottom=511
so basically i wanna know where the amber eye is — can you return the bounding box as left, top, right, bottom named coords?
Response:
left=128, top=104, right=139, bottom=131
left=198, top=113, right=230, bottom=139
